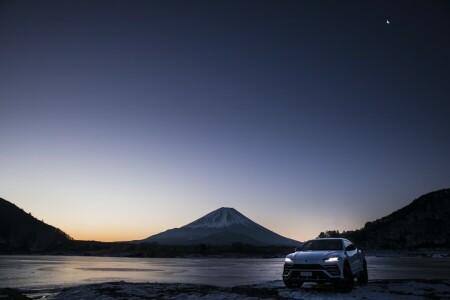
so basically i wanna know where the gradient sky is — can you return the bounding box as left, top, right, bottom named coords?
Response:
left=1, top=0, right=449, bottom=242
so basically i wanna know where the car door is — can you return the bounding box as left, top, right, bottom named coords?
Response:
left=345, top=242, right=361, bottom=274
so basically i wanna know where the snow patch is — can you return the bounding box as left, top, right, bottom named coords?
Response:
left=48, top=280, right=450, bottom=299
left=184, top=208, right=255, bottom=229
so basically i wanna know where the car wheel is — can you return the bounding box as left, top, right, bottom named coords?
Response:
left=337, top=263, right=354, bottom=293
left=357, top=259, right=368, bottom=285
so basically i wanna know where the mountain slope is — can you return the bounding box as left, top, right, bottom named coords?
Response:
left=0, top=198, right=71, bottom=253
left=139, top=207, right=300, bottom=246
left=319, top=189, right=450, bottom=248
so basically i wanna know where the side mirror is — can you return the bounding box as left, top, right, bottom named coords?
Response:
left=295, top=247, right=301, bottom=252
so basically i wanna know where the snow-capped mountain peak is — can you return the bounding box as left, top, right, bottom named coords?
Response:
left=184, top=207, right=255, bottom=229
left=139, top=206, right=301, bottom=246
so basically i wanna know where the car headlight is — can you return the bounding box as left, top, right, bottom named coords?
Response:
left=285, top=257, right=293, bottom=264
left=324, top=257, right=339, bottom=262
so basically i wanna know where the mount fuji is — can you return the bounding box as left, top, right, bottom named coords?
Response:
left=138, top=207, right=301, bottom=246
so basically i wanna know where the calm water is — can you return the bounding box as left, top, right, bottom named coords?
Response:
left=1, top=255, right=449, bottom=289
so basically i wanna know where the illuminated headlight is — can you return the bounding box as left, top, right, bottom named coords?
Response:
left=324, top=257, right=339, bottom=262
left=285, top=257, right=294, bottom=264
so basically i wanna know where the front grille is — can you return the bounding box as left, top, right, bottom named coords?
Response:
left=284, top=263, right=340, bottom=278
left=291, top=264, right=323, bottom=270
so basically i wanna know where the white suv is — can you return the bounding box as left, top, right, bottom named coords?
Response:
left=283, top=238, right=368, bottom=292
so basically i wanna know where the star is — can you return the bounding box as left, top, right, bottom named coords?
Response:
left=386, top=20, right=390, bottom=24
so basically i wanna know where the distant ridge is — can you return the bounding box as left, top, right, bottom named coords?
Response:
left=138, top=207, right=301, bottom=246
left=0, top=198, right=71, bottom=253
left=319, top=189, right=450, bottom=248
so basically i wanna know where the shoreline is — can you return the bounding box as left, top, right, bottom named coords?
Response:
left=1, top=248, right=449, bottom=259
left=3, top=279, right=450, bottom=300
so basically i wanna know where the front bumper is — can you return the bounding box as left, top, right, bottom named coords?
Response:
left=283, top=263, right=342, bottom=283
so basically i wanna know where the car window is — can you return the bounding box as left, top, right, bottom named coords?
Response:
left=343, top=240, right=350, bottom=248
left=300, top=239, right=344, bottom=251
left=346, top=244, right=356, bottom=251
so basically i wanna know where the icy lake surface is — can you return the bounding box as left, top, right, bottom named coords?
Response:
left=1, top=255, right=449, bottom=289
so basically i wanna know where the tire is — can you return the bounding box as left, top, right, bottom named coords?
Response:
left=357, top=260, right=368, bottom=285
left=336, top=263, right=354, bottom=293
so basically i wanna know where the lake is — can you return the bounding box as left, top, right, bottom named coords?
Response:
left=1, top=255, right=449, bottom=289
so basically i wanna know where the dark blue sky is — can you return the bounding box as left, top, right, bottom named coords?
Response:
left=1, top=0, right=449, bottom=241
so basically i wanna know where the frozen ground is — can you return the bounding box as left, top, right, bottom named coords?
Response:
left=7, top=279, right=449, bottom=299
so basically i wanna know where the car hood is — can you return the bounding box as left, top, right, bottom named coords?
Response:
left=291, top=250, right=341, bottom=261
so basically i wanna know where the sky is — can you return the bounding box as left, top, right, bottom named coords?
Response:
left=1, top=0, right=449, bottom=242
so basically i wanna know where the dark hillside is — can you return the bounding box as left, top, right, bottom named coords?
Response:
left=0, top=198, right=71, bottom=253
left=319, top=189, right=450, bottom=249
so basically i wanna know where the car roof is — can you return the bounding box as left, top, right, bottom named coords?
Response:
left=305, top=238, right=350, bottom=243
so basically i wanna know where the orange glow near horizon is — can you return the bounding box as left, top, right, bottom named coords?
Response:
left=67, top=228, right=157, bottom=243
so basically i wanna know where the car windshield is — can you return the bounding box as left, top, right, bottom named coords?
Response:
left=300, top=239, right=343, bottom=251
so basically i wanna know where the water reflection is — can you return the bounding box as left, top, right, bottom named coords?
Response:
left=0, top=255, right=449, bottom=289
